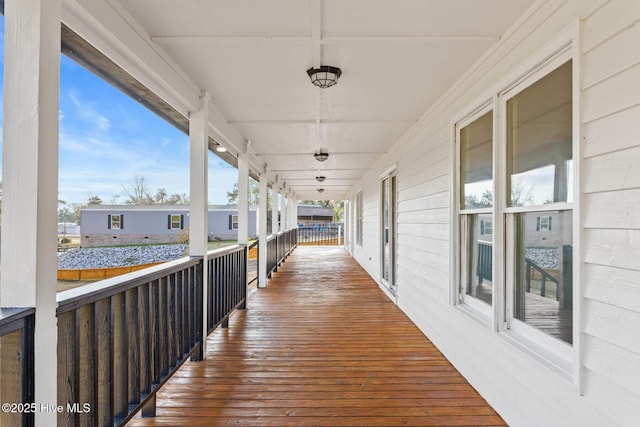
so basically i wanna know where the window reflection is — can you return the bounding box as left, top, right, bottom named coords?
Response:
left=514, top=211, right=572, bottom=344
left=507, top=61, right=572, bottom=207
left=460, top=111, right=493, bottom=209
left=462, top=213, right=493, bottom=305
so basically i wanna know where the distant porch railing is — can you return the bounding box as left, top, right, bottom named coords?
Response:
left=266, top=228, right=298, bottom=277
left=54, top=230, right=297, bottom=426
left=297, top=225, right=342, bottom=246
left=0, top=308, right=35, bottom=427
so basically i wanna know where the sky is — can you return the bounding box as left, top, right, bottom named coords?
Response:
left=0, top=17, right=238, bottom=206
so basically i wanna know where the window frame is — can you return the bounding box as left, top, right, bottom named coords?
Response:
left=355, top=190, right=363, bottom=247
left=170, top=214, right=182, bottom=230
left=231, top=214, right=239, bottom=230
left=499, top=53, right=575, bottom=373
left=109, top=214, right=122, bottom=230
left=380, top=166, right=398, bottom=296
left=454, top=102, right=495, bottom=320
left=451, top=25, right=581, bottom=384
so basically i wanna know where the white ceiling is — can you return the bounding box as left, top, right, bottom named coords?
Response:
left=80, top=0, right=534, bottom=201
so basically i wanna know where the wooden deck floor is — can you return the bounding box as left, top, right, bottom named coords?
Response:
left=127, top=247, right=505, bottom=427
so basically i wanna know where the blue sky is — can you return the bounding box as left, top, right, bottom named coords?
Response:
left=0, top=17, right=238, bottom=206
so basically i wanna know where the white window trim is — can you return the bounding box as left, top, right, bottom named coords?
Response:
left=450, top=21, right=581, bottom=388
left=380, top=171, right=397, bottom=297
left=453, top=101, right=495, bottom=321
left=110, top=214, right=122, bottom=230
left=355, top=190, right=363, bottom=247
left=498, top=51, right=576, bottom=381
left=170, top=214, right=182, bottom=230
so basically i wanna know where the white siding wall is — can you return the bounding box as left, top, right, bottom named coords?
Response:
left=349, top=0, right=640, bottom=425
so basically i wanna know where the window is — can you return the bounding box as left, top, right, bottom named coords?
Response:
left=505, top=60, right=573, bottom=345
left=455, top=53, right=575, bottom=356
left=108, top=214, right=123, bottom=230
left=381, top=172, right=397, bottom=294
left=480, top=219, right=493, bottom=236
left=169, top=214, right=183, bottom=230
left=457, top=109, right=494, bottom=308
left=229, top=215, right=239, bottom=230
left=355, top=191, right=363, bottom=246
left=536, top=216, right=552, bottom=232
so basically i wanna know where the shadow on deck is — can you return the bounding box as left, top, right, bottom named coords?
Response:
left=126, top=246, right=505, bottom=426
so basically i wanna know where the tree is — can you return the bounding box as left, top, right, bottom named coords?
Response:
left=166, top=192, right=189, bottom=204
left=71, top=203, right=83, bottom=224
left=154, top=188, right=168, bottom=204
left=301, top=200, right=345, bottom=222
left=87, top=193, right=103, bottom=205
left=464, top=190, right=492, bottom=209
left=122, top=175, right=154, bottom=205
left=226, top=179, right=262, bottom=206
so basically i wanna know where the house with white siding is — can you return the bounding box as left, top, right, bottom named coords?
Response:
left=80, top=205, right=258, bottom=247
left=2, top=1, right=640, bottom=425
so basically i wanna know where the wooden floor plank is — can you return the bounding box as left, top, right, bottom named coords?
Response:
left=126, top=247, right=505, bottom=427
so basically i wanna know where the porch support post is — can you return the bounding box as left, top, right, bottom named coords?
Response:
left=291, top=195, right=298, bottom=229
left=189, top=93, right=210, bottom=359
left=272, top=182, right=280, bottom=234
left=1, top=0, right=60, bottom=424
left=258, top=175, right=268, bottom=288
left=237, top=154, right=249, bottom=245
left=282, top=190, right=288, bottom=230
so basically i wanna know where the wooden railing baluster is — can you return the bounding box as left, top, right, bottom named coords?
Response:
left=53, top=233, right=296, bottom=426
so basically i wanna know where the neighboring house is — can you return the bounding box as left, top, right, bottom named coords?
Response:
left=81, top=205, right=258, bottom=247
left=297, top=204, right=334, bottom=226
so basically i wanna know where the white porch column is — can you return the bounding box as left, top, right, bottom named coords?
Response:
left=271, top=183, right=280, bottom=234
left=345, top=199, right=352, bottom=251
left=282, top=191, right=289, bottom=230
left=237, top=154, right=249, bottom=245
left=189, top=94, right=209, bottom=357
left=1, top=0, right=60, bottom=423
left=291, top=195, right=298, bottom=228
left=258, top=175, right=268, bottom=288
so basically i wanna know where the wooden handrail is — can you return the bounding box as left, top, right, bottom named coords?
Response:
left=525, top=257, right=559, bottom=300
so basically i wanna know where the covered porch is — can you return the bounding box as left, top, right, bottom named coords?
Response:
left=126, top=246, right=504, bottom=427
left=2, top=0, right=640, bottom=425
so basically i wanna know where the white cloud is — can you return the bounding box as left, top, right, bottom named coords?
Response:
left=68, top=92, right=111, bottom=131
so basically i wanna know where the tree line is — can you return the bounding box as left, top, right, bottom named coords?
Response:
left=58, top=175, right=189, bottom=224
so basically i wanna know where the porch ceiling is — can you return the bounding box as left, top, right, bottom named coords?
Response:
left=66, top=0, right=533, bottom=201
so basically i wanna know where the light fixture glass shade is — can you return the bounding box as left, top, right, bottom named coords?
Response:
left=314, top=152, right=329, bottom=162
left=307, top=66, right=342, bottom=88
left=317, top=188, right=325, bottom=193
left=315, top=176, right=326, bottom=182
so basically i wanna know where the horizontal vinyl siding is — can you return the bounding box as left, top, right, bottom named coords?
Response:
left=349, top=0, right=640, bottom=425
left=582, top=263, right=640, bottom=312
left=581, top=0, right=639, bottom=422
left=580, top=2, right=640, bottom=414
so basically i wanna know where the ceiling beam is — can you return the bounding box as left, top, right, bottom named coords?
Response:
left=228, top=119, right=417, bottom=125
left=256, top=151, right=386, bottom=157
left=308, top=0, right=322, bottom=67
left=270, top=168, right=369, bottom=172
left=150, top=35, right=499, bottom=45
